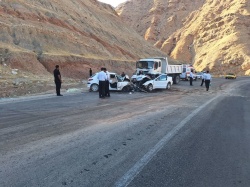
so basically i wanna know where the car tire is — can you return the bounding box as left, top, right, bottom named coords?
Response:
left=166, top=82, right=171, bottom=90
left=122, top=86, right=130, bottom=92
left=90, top=84, right=99, bottom=92
left=147, top=84, right=153, bottom=92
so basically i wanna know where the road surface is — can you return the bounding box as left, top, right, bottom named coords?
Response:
left=0, top=77, right=250, bottom=187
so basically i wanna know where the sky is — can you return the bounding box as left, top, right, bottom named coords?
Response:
left=98, top=0, right=127, bottom=7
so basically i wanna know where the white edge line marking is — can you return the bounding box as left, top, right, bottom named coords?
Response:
left=114, top=95, right=220, bottom=187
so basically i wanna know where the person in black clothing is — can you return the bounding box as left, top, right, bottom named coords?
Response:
left=121, top=72, right=125, bottom=78
left=53, top=65, right=63, bottom=96
left=200, top=71, right=205, bottom=86
left=89, top=68, right=92, bottom=77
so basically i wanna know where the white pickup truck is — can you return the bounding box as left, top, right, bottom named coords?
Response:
left=137, top=73, right=173, bottom=92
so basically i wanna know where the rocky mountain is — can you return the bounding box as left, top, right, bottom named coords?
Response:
left=117, top=0, right=250, bottom=75
left=0, top=0, right=167, bottom=79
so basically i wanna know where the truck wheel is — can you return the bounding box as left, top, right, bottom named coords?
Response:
left=90, top=84, right=99, bottom=92
left=166, top=82, right=171, bottom=90
left=147, top=84, right=153, bottom=92
left=173, top=75, right=180, bottom=84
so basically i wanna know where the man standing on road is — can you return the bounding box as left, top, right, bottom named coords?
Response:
left=104, top=68, right=110, bottom=97
left=97, top=67, right=107, bottom=99
left=89, top=68, right=92, bottom=77
left=204, top=70, right=212, bottom=91
left=200, top=71, right=205, bottom=86
left=53, top=65, right=63, bottom=96
left=190, top=70, right=194, bottom=86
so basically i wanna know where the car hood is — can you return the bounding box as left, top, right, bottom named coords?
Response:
left=143, top=80, right=153, bottom=86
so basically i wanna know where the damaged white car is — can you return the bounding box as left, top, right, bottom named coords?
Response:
left=141, top=73, right=173, bottom=92
left=87, top=72, right=131, bottom=92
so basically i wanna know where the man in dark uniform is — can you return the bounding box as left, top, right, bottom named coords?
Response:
left=53, top=65, right=63, bottom=96
left=89, top=68, right=92, bottom=77
left=200, top=71, right=205, bottom=86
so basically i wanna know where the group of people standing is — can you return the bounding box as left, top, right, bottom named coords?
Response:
left=189, top=70, right=212, bottom=91
left=97, top=67, right=110, bottom=99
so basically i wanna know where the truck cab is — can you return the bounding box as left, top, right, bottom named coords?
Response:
left=133, top=57, right=182, bottom=84
left=136, top=58, right=164, bottom=75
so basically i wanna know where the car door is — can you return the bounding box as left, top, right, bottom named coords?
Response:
left=154, top=74, right=166, bottom=89
left=109, top=74, right=117, bottom=90
left=116, top=75, right=125, bottom=91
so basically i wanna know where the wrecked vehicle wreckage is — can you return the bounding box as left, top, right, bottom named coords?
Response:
left=131, top=73, right=173, bottom=92
left=87, top=72, right=173, bottom=93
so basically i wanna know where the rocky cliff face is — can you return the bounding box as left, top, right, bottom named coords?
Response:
left=117, top=0, right=250, bottom=75
left=0, top=0, right=167, bottom=79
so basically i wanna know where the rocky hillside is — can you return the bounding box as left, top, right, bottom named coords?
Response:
left=117, top=0, right=250, bottom=75
left=0, top=0, right=167, bottom=79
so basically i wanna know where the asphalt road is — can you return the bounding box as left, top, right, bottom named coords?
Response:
left=0, top=77, right=250, bottom=187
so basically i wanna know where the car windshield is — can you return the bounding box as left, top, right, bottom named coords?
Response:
left=116, top=75, right=123, bottom=82
left=197, top=72, right=203, bottom=75
left=136, top=61, right=154, bottom=69
left=146, top=73, right=160, bottom=79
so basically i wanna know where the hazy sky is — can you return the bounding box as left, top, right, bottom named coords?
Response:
left=98, top=0, right=127, bottom=7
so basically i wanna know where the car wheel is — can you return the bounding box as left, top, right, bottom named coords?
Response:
left=90, top=84, right=99, bottom=92
left=166, top=82, right=171, bottom=90
left=147, top=84, right=153, bottom=92
left=122, top=86, right=130, bottom=92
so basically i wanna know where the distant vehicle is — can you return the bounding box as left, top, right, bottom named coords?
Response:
left=196, top=72, right=204, bottom=79
left=141, top=73, right=173, bottom=92
left=180, top=64, right=197, bottom=81
left=132, top=57, right=182, bottom=84
left=87, top=72, right=131, bottom=92
left=225, top=73, right=236, bottom=79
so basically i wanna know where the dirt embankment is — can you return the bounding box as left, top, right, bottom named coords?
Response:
left=0, top=66, right=76, bottom=98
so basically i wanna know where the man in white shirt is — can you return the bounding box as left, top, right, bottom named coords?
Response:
left=204, top=70, right=212, bottom=91
left=97, top=67, right=107, bottom=98
left=189, top=70, right=194, bottom=86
